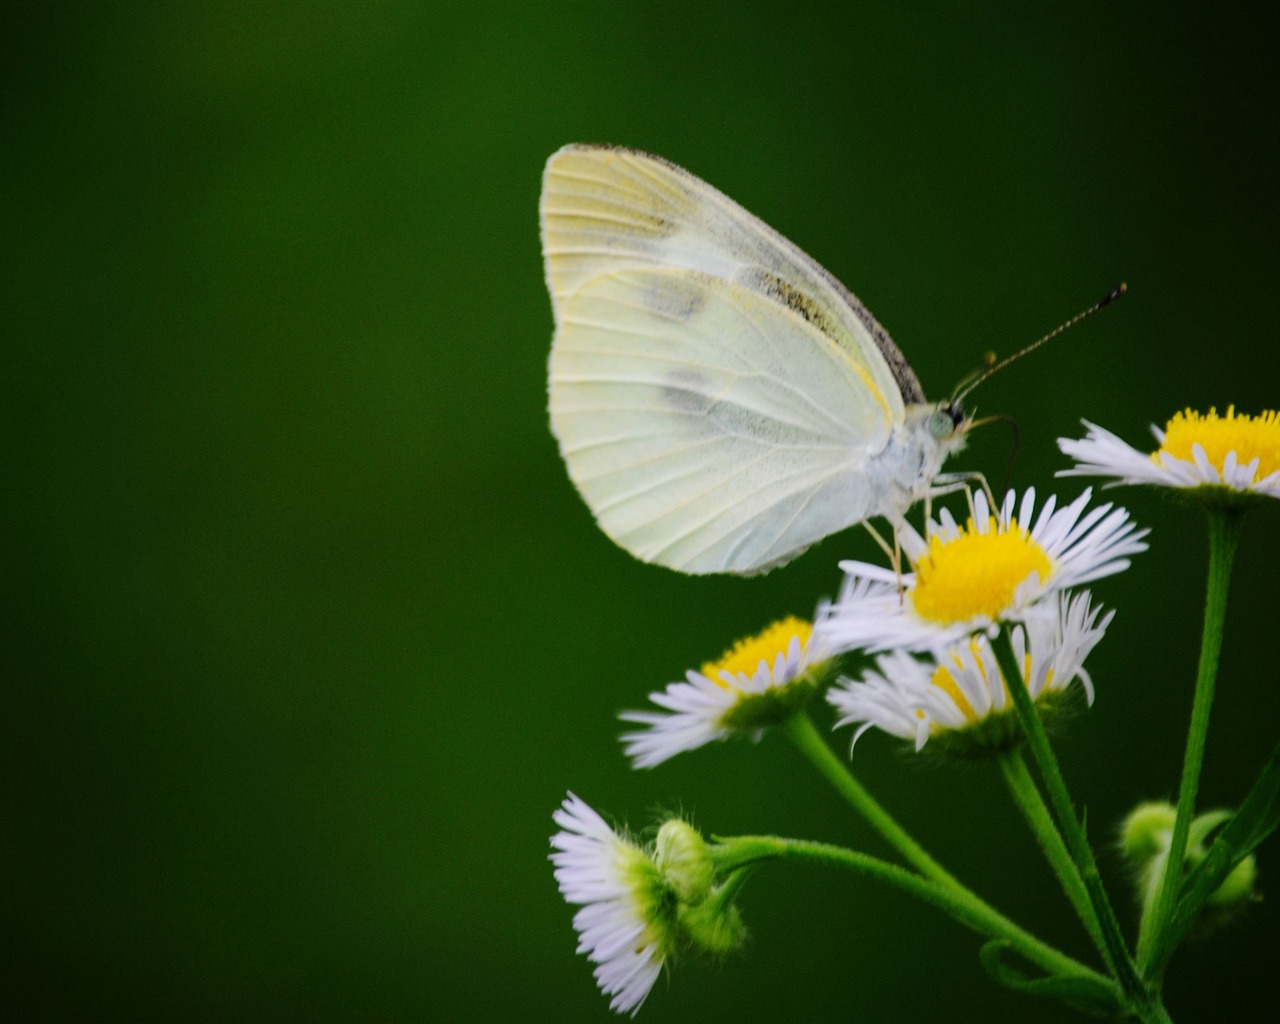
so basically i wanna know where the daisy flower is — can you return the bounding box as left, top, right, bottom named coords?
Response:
left=1059, top=407, right=1280, bottom=502
left=550, top=793, right=675, bottom=1015
left=816, top=488, right=1145, bottom=653
left=620, top=617, right=833, bottom=768
left=828, top=591, right=1112, bottom=757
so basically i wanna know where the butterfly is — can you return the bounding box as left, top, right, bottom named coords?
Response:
left=540, top=144, right=972, bottom=575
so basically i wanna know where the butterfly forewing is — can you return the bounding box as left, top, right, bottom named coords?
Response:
left=541, top=145, right=923, bottom=407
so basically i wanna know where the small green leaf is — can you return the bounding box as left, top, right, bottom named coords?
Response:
left=1160, top=740, right=1280, bottom=966
left=979, top=940, right=1123, bottom=1017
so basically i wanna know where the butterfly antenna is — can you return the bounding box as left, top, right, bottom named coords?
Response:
left=951, top=282, right=1127, bottom=405
left=949, top=352, right=998, bottom=401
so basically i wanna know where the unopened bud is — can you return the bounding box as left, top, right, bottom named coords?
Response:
left=678, top=888, right=748, bottom=955
left=1119, top=801, right=1176, bottom=867
left=655, top=819, right=713, bottom=904
left=1118, top=800, right=1260, bottom=930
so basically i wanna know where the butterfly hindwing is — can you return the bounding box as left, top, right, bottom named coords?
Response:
left=550, top=266, right=894, bottom=573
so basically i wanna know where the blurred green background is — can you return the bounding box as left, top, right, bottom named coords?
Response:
left=6, top=2, right=1279, bottom=1021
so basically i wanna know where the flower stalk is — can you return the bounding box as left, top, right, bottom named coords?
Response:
left=782, top=711, right=958, bottom=887
left=998, top=749, right=1109, bottom=967
left=711, top=833, right=1109, bottom=989
left=991, top=633, right=1148, bottom=1006
left=1137, top=507, right=1244, bottom=976
left=782, top=709, right=1170, bottom=1015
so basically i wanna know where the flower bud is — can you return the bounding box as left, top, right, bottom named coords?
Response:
left=678, top=891, right=747, bottom=955
left=655, top=819, right=714, bottom=904
left=1118, top=800, right=1259, bottom=929
left=1204, top=853, right=1257, bottom=912
left=1119, top=801, right=1176, bottom=867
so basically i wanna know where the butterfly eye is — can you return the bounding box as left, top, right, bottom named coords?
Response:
left=928, top=408, right=959, bottom=439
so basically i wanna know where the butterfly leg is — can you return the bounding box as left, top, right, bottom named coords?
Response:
left=866, top=517, right=909, bottom=601
left=862, top=518, right=898, bottom=569
left=930, top=472, right=993, bottom=522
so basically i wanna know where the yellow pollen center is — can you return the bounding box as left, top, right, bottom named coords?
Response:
left=1157, top=406, right=1280, bottom=480
left=911, top=518, right=1052, bottom=624
left=701, top=616, right=812, bottom=689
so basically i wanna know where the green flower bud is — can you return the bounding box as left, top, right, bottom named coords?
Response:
left=677, top=886, right=748, bottom=955
left=1119, top=801, right=1176, bottom=867
left=1118, top=800, right=1260, bottom=931
left=1187, top=809, right=1259, bottom=932
left=1204, top=853, right=1257, bottom=911
left=655, top=819, right=714, bottom=904
left=653, top=819, right=749, bottom=957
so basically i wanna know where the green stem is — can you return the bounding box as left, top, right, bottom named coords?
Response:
left=998, top=749, right=1111, bottom=971
left=714, top=834, right=1110, bottom=988
left=782, top=709, right=1148, bottom=1005
left=1137, top=507, right=1243, bottom=976
left=710, top=864, right=752, bottom=908
left=782, top=711, right=959, bottom=890
left=992, top=632, right=1146, bottom=1004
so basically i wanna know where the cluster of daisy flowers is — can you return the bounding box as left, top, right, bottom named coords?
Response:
left=820, top=405, right=1278, bottom=758
left=818, top=485, right=1146, bottom=756
left=551, top=405, right=1278, bottom=1014
left=829, top=591, right=1114, bottom=758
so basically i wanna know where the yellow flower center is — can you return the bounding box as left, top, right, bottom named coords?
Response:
left=1157, top=406, right=1280, bottom=481
left=911, top=518, right=1052, bottom=624
left=701, top=616, right=812, bottom=689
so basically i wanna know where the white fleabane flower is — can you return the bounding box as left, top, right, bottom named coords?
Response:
left=1059, top=408, right=1280, bottom=502
left=816, top=488, right=1144, bottom=653
left=550, top=797, right=747, bottom=1015
left=550, top=794, right=672, bottom=1016
left=828, top=592, right=1113, bottom=758
left=621, top=617, right=832, bottom=768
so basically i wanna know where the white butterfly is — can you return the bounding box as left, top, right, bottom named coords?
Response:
left=541, top=144, right=971, bottom=575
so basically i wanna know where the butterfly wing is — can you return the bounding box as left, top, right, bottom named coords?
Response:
left=542, top=145, right=924, bottom=406
left=552, top=267, right=902, bottom=573
left=542, top=146, right=920, bottom=574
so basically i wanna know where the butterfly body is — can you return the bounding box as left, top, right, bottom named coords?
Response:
left=542, top=145, right=967, bottom=575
